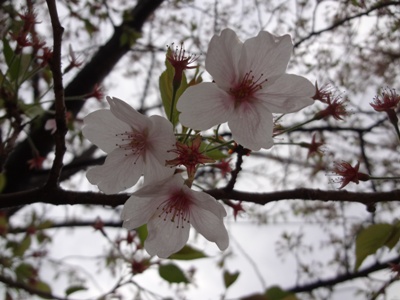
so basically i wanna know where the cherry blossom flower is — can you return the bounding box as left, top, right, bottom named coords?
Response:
left=370, top=88, right=400, bottom=126
left=85, top=84, right=104, bottom=101
left=122, top=174, right=229, bottom=258
left=177, top=28, right=315, bottom=150
left=82, top=96, right=176, bottom=194
left=212, top=159, right=232, bottom=178
left=301, top=133, right=324, bottom=159
left=315, top=93, right=348, bottom=121
left=333, top=161, right=370, bottom=189
left=27, top=155, right=46, bottom=170
left=166, top=43, right=198, bottom=89
left=165, top=135, right=215, bottom=181
left=370, top=88, right=400, bottom=112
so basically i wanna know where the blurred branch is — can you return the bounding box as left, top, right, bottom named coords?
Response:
left=294, top=1, right=400, bottom=48
left=9, top=220, right=122, bottom=234
left=288, top=255, right=400, bottom=293
left=0, top=186, right=400, bottom=209
left=0, top=273, right=72, bottom=300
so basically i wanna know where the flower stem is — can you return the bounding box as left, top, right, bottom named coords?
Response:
left=169, top=81, right=180, bottom=124
left=369, top=176, right=400, bottom=181
left=205, top=140, right=235, bottom=153
left=389, top=119, right=400, bottom=142
left=273, top=117, right=317, bottom=136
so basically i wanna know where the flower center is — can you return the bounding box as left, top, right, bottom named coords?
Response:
left=229, top=71, right=267, bottom=105
left=156, top=191, right=191, bottom=229
left=115, top=130, right=147, bottom=160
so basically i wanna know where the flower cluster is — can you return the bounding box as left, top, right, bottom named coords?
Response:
left=83, top=28, right=315, bottom=258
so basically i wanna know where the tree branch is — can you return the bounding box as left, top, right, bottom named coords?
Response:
left=0, top=273, right=72, bottom=300
left=45, top=0, right=66, bottom=188
left=288, top=256, right=400, bottom=293
left=0, top=186, right=399, bottom=209
left=294, top=1, right=400, bottom=48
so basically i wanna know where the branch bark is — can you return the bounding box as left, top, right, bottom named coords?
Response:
left=288, top=256, right=400, bottom=293
left=0, top=186, right=399, bottom=209
left=45, top=0, right=66, bottom=188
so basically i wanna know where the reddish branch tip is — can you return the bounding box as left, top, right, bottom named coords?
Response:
left=225, top=200, right=245, bottom=221
left=315, top=93, right=349, bottom=121
left=166, top=43, right=198, bottom=88
left=301, top=133, right=324, bottom=159
left=212, top=159, right=233, bottom=178
left=27, top=156, right=46, bottom=170
left=370, top=88, right=400, bottom=125
left=370, top=88, right=400, bottom=112
left=332, top=161, right=370, bottom=189
left=313, top=82, right=332, bottom=103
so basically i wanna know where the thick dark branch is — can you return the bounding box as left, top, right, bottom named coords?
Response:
left=294, top=1, right=400, bottom=48
left=45, top=0, right=66, bottom=187
left=9, top=220, right=122, bottom=233
left=3, top=0, right=164, bottom=194
left=0, top=186, right=400, bottom=209
left=288, top=256, right=400, bottom=293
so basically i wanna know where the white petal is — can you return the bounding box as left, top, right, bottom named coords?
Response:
left=240, top=31, right=292, bottom=79
left=205, top=28, right=243, bottom=90
left=177, top=83, right=234, bottom=130
left=86, top=148, right=143, bottom=194
left=106, top=96, right=151, bottom=131
left=142, top=150, right=175, bottom=185
left=121, top=195, right=162, bottom=230
left=258, top=74, right=315, bottom=113
left=147, top=115, right=176, bottom=163
left=83, top=110, right=130, bottom=153
left=133, top=173, right=184, bottom=197
left=227, top=102, right=274, bottom=150
left=185, top=187, right=227, bottom=219
left=190, top=204, right=229, bottom=251
left=145, top=213, right=190, bottom=258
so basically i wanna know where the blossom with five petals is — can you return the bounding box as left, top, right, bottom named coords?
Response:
left=177, top=28, right=315, bottom=150
left=82, top=96, right=176, bottom=194
left=122, top=174, right=229, bottom=258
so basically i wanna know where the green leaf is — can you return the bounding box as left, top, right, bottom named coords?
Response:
left=19, top=103, right=45, bottom=119
left=159, top=58, right=188, bottom=126
left=159, top=263, right=189, bottom=284
left=3, top=38, right=15, bottom=69
left=0, top=212, right=8, bottom=235
left=136, top=224, right=148, bottom=246
left=264, top=286, right=298, bottom=300
left=355, top=223, right=394, bottom=270
left=241, top=294, right=268, bottom=300
left=36, top=231, right=51, bottom=244
left=37, top=220, right=53, bottom=230
left=168, top=245, right=207, bottom=260
left=14, top=235, right=31, bottom=257
left=120, top=27, right=141, bottom=47
left=223, top=270, right=239, bottom=289
left=6, top=53, right=32, bottom=83
left=15, top=263, right=35, bottom=281
left=65, top=285, right=87, bottom=296
left=32, top=281, right=52, bottom=299
left=0, top=173, right=6, bottom=193
left=385, top=222, right=400, bottom=249
left=200, top=142, right=227, bottom=160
